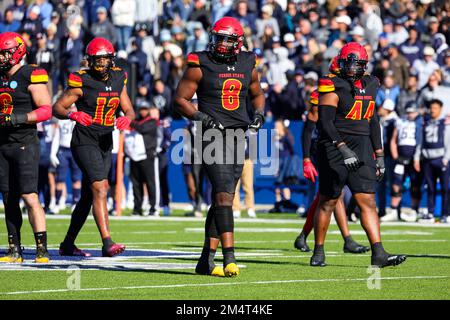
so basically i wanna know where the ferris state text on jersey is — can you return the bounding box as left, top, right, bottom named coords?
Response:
left=0, top=64, right=49, bottom=145
left=187, top=51, right=255, bottom=129
left=318, top=73, right=380, bottom=138
left=68, top=67, right=127, bottom=132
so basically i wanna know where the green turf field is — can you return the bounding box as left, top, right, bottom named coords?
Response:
left=0, top=211, right=449, bottom=300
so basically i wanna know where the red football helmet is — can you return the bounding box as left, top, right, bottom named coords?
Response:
left=0, top=32, right=27, bottom=72
left=337, top=42, right=368, bottom=81
left=329, top=56, right=340, bottom=75
left=85, top=37, right=115, bottom=78
left=209, top=17, right=244, bottom=60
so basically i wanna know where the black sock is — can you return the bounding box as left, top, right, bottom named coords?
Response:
left=344, top=235, right=354, bottom=244
left=223, top=247, right=236, bottom=266
left=208, top=249, right=216, bottom=266
left=34, top=232, right=47, bottom=249
left=313, top=244, right=325, bottom=256
left=371, top=242, right=385, bottom=256
left=102, top=237, right=114, bottom=248
left=7, top=233, right=20, bottom=248
left=63, top=234, right=75, bottom=246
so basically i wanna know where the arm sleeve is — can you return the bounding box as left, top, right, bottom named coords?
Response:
left=369, top=114, right=383, bottom=151
left=318, top=105, right=343, bottom=146
left=302, top=119, right=316, bottom=159
left=130, top=119, right=157, bottom=134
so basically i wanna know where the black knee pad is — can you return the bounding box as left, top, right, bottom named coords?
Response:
left=390, top=188, right=402, bottom=198
left=214, top=206, right=234, bottom=235
left=205, top=206, right=219, bottom=239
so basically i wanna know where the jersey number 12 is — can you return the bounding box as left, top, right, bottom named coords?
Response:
left=93, top=97, right=120, bottom=126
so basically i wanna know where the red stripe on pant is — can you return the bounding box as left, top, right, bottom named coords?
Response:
left=302, top=193, right=320, bottom=236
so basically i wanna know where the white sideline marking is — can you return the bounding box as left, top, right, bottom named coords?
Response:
left=1, top=214, right=449, bottom=227
left=14, top=239, right=448, bottom=249
left=184, top=228, right=434, bottom=235
left=1, top=275, right=448, bottom=296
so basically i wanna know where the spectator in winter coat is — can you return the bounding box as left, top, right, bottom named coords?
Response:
left=90, top=6, right=117, bottom=46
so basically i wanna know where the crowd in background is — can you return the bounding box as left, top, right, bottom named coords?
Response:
left=0, top=0, right=449, bottom=220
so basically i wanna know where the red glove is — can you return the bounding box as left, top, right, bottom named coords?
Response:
left=303, top=159, right=318, bottom=183
left=68, top=111, right=93, bottom=126
left=116, top=116, right=131, bottom=130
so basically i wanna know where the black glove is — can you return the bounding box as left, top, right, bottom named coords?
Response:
left=338, top=144, right=360, bottom=171
left=0, top=113, right=27, bottom=127
left=193, top=111, right=224, bottom=130
left=248, top=110, right=265, bottom=132
left=376, top=152, right=385, bottom=182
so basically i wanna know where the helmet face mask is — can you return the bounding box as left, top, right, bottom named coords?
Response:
left=210, top=33, right=239, bottom=60
left=339, top=54, right=367, bottom=81
left=0, top=50, right=13, bottom=72
left=337, top=42, right=368, bottom=81
left=88, top=54, right=115, bottom=79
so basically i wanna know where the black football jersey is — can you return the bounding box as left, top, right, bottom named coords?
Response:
left=187, top=51, right=254, bottom=128
left=0, top=64, right=49, bottom=145
left=68, top=67, right=127, bottom=133
left=318, top=74, right=379, bottom=137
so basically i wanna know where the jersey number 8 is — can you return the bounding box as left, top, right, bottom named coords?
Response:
left=221, top=79, right=242, bottom=111
left=93, top=97, right=120, bottom=126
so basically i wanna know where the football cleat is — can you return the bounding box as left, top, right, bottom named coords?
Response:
left=371, top=253, right=406, bottom=268
left=102, top=243, right=126, bottom=257
left=294, top=233, right=311, bottom=252
left=195, top=261, right=225, bottom=277
left=59, top=242, right=92, bottom=257
left=380, top=208, right=399, bottom=222
left=400, top=209, right=418, bottom=222
left=0, top=245, right=23, bottom=263
left=310, top=254, right=326, bottom=267
left=35, top=246, right=50, bottom=263
left=343, top=240, right=370, bottom=254
left=224, top=263, right=240, bottom=277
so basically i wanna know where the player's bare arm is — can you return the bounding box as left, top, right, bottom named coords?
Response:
left=119, top=86, right=135, bottom=121
left=53, top=88, right=83, bottom=118
left=115, top=85, right=135, bottom=129
left=248, top=68, right=265, bottom=131
left=249, top=69, right=265, bottom=113
left=174, top=67, right=202, bottom=119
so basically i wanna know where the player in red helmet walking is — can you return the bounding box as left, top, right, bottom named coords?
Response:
left=0, top=32, right=53, bottom=263
left=312, top=42, right=406, bottom=267
left=175, top=17, right=266, bottom=277
left=53, top=37, right=135, bottom=257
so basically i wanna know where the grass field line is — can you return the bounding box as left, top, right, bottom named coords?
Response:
left=184, top=228, right=435, bottom=235
left=2, top=214, right=449, bottom=228
left=1, top=275, right=448, bottom=296
left=12, top=239, right=447, bottom=248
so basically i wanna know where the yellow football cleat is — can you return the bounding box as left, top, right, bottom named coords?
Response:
left=210, top=266, right=225, bottom=277
left=35, top=246, right=50, bottom=263
left=0, top=246, right=23, bottom=263
left=224, top=263, right=240, bottom=277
